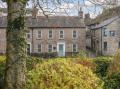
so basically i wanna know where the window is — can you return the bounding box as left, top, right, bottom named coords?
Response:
left=104, top=42, right=107, bottom=51
left=110, top=31, right=115, bottom=37
left=38, top=44, right=42, bottom=52
left=48, top=44, right=53, bottom=52
left=38, top=30, right=42, bottom=38
left=118, top=42, right=120, bottom=49
left=59, top=30, right=64, bottom=39
left=48, top=30, right=53, bottom=38
left=26, top=31, right=31, bottom=39
left=73, top=30, right=77, bottom=38
left=27, top=43, right=31, bottom=54
left=103, top=28, right=107, bottom=37
left=72, top=44, right=77, bottom=52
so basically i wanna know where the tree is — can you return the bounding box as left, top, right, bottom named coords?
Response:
left=2, top=0, right=119, bottom=89
left=4, top=0, right=28, bottom=89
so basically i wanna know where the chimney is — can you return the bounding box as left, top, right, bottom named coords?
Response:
left=85, top=13, right=90, bottom=19
left=32, top=6, right=38, bottom=18
left=78, top=7, right=83, bottom=18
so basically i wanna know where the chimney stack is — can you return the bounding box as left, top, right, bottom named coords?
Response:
left=85, top=13, right=90, bottom=19
left=78, top=7, right=83, bottom=18
left=32, top=6, right=38, bottom=18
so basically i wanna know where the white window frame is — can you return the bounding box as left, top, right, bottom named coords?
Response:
left=37, top=44, right=42, bottom=53
left=37, top=30, right=42, bottom=39
left=109, top=31, right=115, bottom=37
left=26, top=30, right=31, bottom=39
left=48, top=44, right=53, bottom=52
left=103, top=28, right=107, bottom=37
left=72, top=44, right=78, bottom=52
left=48, top=30, right=53, bottom=39
left=59, top=30, right=64, bottom=39
left=27, top=42, right=32, bottom=53
left=72, top=30, right=77, bottom=39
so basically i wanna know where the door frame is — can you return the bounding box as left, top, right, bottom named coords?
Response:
left=57, top=42, right=65, bottom=56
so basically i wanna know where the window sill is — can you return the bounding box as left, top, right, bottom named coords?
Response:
left=36, top=38, right=42, bottom=40
left=59, top=38, right=64, bottom=40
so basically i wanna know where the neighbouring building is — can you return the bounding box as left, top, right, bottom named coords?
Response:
left=0, top=15, right=86, bottom=57
left=88, top=16, right=120, bottom=56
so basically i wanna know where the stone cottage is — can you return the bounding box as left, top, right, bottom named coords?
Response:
left=89, top=16, right=120, bottom=56
left=0, top=15, right=86, bottom=57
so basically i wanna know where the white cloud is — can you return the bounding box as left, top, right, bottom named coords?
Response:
left=85, top=1, right=94, bottom=7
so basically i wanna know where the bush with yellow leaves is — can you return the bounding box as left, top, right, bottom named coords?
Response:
left=27, top=58, right=103, bottom=89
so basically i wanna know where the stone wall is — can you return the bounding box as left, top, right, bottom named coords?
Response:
left=0, top=27, right=86, bottom=55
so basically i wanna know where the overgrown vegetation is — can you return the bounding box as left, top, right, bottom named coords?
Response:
left=26, top=58, right=103, bottom=89
left=93, top=56, right=112, bottom=77
left=0, top=56, right=5, bottom=89
left=0, top=51, right=120, bottom=89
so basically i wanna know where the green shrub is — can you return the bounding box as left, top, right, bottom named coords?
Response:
left=0, top=56, right=5, bottom=89
left=93, top=57, right=111, bottom=77
left=26, top=56, right=43, bottom=71
left=104, top=73, right=120, bottom=89
left=27, top=58, right=103, bottom=89
left=77, top=51, right=87, bottom=59
left=108, top=50, right=120, bottom=76
left=103, top=51, right=120, bottom=89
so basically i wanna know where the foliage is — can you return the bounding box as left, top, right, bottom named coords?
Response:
left=93, top=56, right=112, bottom=77
left=27, top=58, right=103, bottom=89
left=103, top=51, right=120, bottom=89
left=104, top=73, right=120, bottom=89
left=107, top=50, right=120, bottom=76
left=77, top=51, right=87, bottom=59
left=31, top=52, right=57, bottom=58
left=26, top=56, right=43, bottom=71
left=71, top=58, right=96, bottom=71
left=0, top=56, right=6, bottom=89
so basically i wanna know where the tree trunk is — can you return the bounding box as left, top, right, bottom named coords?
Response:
left=4, top=0, right=27, bottom=89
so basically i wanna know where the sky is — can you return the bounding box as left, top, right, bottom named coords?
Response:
left=1, top=0, right=119, bottom=18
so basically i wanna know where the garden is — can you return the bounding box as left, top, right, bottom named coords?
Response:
left=0, top=51, right=120, bottom=89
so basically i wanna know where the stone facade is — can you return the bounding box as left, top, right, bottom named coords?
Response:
left=0, top=29, right=6, bottom=54
left=0, top=16, right=86, bottom=56
left=26, top=28, right=86, bottom=53
left=90, top=16, right=120, bottom=56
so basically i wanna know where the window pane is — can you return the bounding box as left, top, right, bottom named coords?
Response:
left=104, top=42, right=107, bottom=51
left=48, top=44, right=52, bottom=52
left=49, top=30, right=52, bottom=38
left=103, top=28, right=107, bottom=37
left=60, top=30, right=64, bottom=39
left=118, top=42, right=120, bottom=49
left=26, top=31, right=31, bottom=39
left=73, top=44, right=77, bottom=52
left=38, top=44, right=41, bottom=52
left=73, top=31, right=77, bottom=38
left=38, top=30, right=41, bottom=38
left=110, top=31, right=115, bottom=37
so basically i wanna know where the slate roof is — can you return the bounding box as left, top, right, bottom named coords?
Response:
left=91, top=16, right=120, bottom=29
left=0, top=16, right=85, bottom=28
